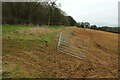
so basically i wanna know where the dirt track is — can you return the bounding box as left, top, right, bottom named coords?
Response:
left=54, top=28, right=118, bottom=78
left=74, top=28, right=118, bottom=78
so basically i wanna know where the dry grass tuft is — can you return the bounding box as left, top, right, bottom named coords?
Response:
left=18, top=27, right=56, bottom=35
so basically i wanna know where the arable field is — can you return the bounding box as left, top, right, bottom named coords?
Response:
left=2, top=25, right=118, bottom=78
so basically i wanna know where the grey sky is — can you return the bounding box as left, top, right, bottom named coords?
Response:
left=57, top=0, right=119, bottom=27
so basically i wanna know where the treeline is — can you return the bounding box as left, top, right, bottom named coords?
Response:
left=2, top=2, right=76, bottom=26
left=76, top=22, right=90, bottom=28
left=90, top=25, right=119, bottom=34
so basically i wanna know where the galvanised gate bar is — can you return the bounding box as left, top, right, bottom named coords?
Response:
left=57, top=32, right=89, bottom=60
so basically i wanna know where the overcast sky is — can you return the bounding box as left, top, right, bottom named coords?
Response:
left=57, top=0, right=119, bottom=27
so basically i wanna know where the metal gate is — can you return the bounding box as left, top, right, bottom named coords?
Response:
left=57, top=32, right=89, bottom=60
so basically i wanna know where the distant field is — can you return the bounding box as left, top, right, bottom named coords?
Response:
left=2, top=25, right=118, bottom=78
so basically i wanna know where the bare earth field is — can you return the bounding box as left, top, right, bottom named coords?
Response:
left=2, top=25, right=118, bottom=78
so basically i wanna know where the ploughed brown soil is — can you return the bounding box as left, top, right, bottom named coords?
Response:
left=51, top=28, right=118, bottom=78
left=63, top=28, right=118, bottom=78
left=3, top=28, right=118, bottom=78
